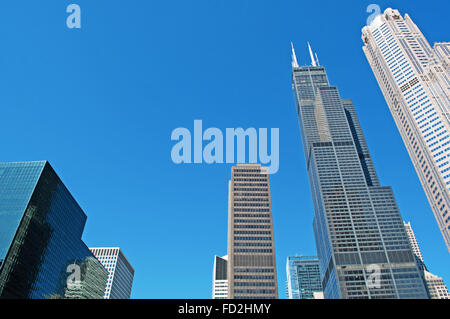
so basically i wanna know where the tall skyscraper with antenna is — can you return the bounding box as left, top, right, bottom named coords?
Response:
left=291, top=43, right=428, bottom=298
left=362, top=8, right=450, bottom=252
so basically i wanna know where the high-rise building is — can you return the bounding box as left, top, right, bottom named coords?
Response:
left=227, top=164, right=278, bottom=299
left=212, top=255, right=228, bottom=299
left=0, top=161, right=107, bottom=299
left=286, top=256, right=322, bottom=299
left=313, top=292, right=324, bottom=299
left=90, top=247, right=135, bottom=299
left=423, top=270, right=450, bottom=299
left=362, top=8, right=450, bottom=252
left=403, top=221, right=449, bottom=299
left=291, top=46, right=429, bottom=299
left=403, top=221, right=426, bottom=271
left=404, top=222, right=424, bottom=263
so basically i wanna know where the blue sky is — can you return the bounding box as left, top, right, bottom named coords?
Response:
left=0, top=0, right=448, bottom=298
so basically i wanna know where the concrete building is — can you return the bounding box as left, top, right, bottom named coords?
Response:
left=90, top=247, right=135, bottom=299
left=403, top=221, right=449, bottom=299
left=291, top=45, right=428, bottom=298
left=362, top=8, right=450, bottom=252
left=227, top=164, right=278, bottom=299
left=424, top=270, right=449, bottom=299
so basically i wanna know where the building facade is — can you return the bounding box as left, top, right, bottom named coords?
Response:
left=0, top=161, right=106, bottom=299
left=63, top=256, right=109, bottom=299
left=212, top=255, right=228, bottom=299
left=403, top=221, right=449, bottom=299
left=404, top=221, right=426, bottom=271
left=362, top=8, right=450, bottom=252
left=424, top=270, right=449, bottom=299
left=227, top=164, right=278, bottom=299
left=291, top=48, right=429, bottom=299
left=286, top=256, right=322, bottom=299
left=90, top=247, right=135, bottom=299
left=404, top=222, right=424, bottom=263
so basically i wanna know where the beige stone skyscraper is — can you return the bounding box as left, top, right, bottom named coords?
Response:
left=362, top=8, right=450, bottom=252
left=227, top=164, right=278, bottom=299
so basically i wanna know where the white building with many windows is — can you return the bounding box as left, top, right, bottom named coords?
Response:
left=90, top=247, right=135, bottom=299
left=212, top=255, right=228, bottom=299
left=404, top=221, right=425, bottom=263
left=362, top=8, right=450, bottom=252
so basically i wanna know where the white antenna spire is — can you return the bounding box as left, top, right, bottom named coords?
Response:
left=291, top=42, right=299, bottom=68
left=315, top=52, right=320, bottom=66
left=308, top=42, right=317, bottom=67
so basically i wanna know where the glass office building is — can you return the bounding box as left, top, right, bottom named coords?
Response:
left=286, top=256, right=322, bottom=299
left=291, top=47, right=429, bottom=298
left=362, top=8, right=450, bottom=252
left=0, top=161, right=107, bottom=299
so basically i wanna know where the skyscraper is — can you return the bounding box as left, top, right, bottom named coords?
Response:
left=227, top=164, right=278, bottom=299
left=286, top=256, right=322, bottom=299
left=423, top=271, right=450, bottom=299
left=291, top=45, right=429, bottom=299
left=212, top=255, right=228, bottom=299
left=0, top=161, right=107, bottom=299
left=90, top=247, right=135, bottom=299
left=403, top=221, right=449, bottom=299
left=362, top=8, right=450, bottom=252
left=403, top=221, right=426, bottom=270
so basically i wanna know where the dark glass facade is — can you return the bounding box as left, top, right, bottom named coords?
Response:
left=214, top=256, right=227, bottom=281
left=0, top=161, right=107, bottom=299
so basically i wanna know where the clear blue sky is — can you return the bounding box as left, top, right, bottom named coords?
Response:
left=0, top=0, right=448, bottom=299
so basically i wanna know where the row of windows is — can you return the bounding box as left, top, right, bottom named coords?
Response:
left=234, top=230, right=271, bottom=235
left=234, top=214, right=270, bottom=218
left=234, top=249, right=273, bottom=253
left=234, top=219, right=271, bottom=224
left=234, top=282, right=275, bottom=287
left=234, top=289, right=276, bottom=295
left=234, top=236, right=272, bottom=241
left=234, top=275, right=274, bottom=280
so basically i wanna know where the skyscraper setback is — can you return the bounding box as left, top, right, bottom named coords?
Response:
left=227, top=164, right=278, bottom=299
left=291, top=45, right=428, bottom=298
left=362, top=8, right=450, bottom=252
